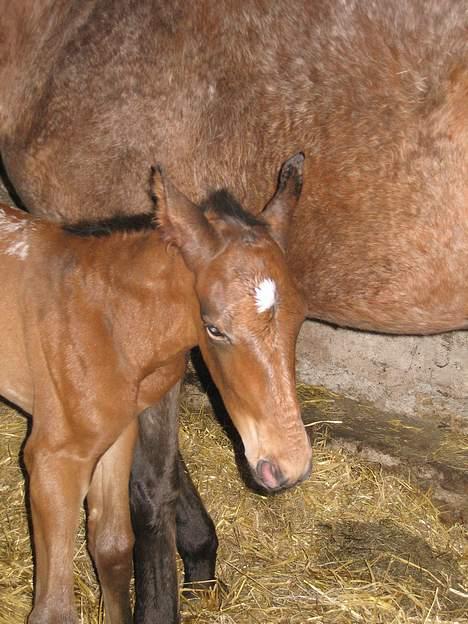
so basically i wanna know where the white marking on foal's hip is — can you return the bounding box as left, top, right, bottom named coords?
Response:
left=5, top=240, right=29, bottom=260
left=255, top=278, right=277, bottom=313
left=0, top=210, right=30, bottom=260
left=5, top=239, right=29, bottom=260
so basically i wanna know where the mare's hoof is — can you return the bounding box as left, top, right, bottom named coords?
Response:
left=180, top=577, right=227, bottom=607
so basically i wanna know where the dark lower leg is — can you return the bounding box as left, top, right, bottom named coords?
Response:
left=130, top=383, right=181, bottom=624
left=176, top=455, right=218, bottom=591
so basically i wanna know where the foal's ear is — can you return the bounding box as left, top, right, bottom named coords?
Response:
left=151, top=165, right=218, bottom=272
left=261, top=152, right=305, bottom=251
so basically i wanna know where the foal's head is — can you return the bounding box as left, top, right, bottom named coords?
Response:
left=154, top=154, right=312, bottom=491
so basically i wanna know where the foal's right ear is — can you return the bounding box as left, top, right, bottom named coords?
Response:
left=151, top=165, right=218, bottom=272
left=261, top=152, right=305, bottom=251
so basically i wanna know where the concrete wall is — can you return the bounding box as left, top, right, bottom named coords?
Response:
left=296, top=321, right=468, bottom=427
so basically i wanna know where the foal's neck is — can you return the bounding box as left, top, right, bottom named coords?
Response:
left=58, top=224, right=199, bottom=375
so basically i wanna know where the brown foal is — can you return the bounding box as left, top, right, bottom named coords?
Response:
left=0, top=156, right=311, bottom=623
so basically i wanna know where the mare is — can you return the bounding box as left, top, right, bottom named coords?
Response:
left=0, top=158, right=311, bottom=624
left=1, top=0, right=468, bottom=622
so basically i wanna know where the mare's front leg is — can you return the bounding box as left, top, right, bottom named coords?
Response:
left=130, top=381, right=218, bottom=622
left=87, top=420, right=138, bottom=624
left=176, top=455, right=218, bottom=592
left=130, top=381, right=181, bottom=624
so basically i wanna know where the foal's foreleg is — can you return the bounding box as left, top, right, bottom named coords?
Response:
left=87, top=420, right=137, bottom=624
left=24, top=434, right=94, bottom=624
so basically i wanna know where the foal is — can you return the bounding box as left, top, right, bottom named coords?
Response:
left=0, top=155, right=311, bottom=623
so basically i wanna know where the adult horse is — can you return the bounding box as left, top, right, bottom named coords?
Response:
left=1, top=0, right=468, bottom=622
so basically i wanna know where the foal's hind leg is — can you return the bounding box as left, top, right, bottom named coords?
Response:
left=87, top=420, right=138, bottom=624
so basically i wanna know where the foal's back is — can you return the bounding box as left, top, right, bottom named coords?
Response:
left=0, top=204, right=168, bottom=414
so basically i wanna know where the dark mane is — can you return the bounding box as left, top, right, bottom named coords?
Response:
left=62, top=212, right=156, bottom=238
left=200, top=189, right=265, bottom=229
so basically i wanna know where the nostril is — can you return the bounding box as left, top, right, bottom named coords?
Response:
left=256, top=459, right=285, bottom=490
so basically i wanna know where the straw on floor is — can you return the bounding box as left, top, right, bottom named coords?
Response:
left=1, top=386, right=467, bottom=623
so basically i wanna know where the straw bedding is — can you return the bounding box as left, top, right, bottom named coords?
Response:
left=1, top=386, right=467, bottom=623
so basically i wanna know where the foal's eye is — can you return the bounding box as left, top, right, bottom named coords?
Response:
left=205, top=324, right=225, bottom=340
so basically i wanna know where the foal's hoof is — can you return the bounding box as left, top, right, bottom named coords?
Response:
left=28, top=607, right=79, bottom=624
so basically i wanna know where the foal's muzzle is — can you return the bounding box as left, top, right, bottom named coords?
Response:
left=255, top=457, right=312, bottom=492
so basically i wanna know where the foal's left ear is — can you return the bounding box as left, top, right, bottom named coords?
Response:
left=151, top=165, right=218, bottom=272
left=261, top=152, right=305, bottom=251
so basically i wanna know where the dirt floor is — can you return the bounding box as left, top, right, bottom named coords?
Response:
left=1, top=381, right=467, bottom=624
left=298, top=388, right=468, bottom=527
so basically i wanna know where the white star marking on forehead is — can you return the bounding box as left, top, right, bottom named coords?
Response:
left=254, top=278, right=277, bottom=313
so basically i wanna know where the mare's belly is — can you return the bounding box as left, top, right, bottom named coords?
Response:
left=289, top=207, right=468, bottom=335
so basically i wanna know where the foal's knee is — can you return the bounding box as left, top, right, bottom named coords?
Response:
left=99, top=532, right=134, bottom=572
left=89, top=517, right=135, bottom=581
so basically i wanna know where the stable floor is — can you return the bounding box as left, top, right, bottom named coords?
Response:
left=1, top=385, right=467, bottom=623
